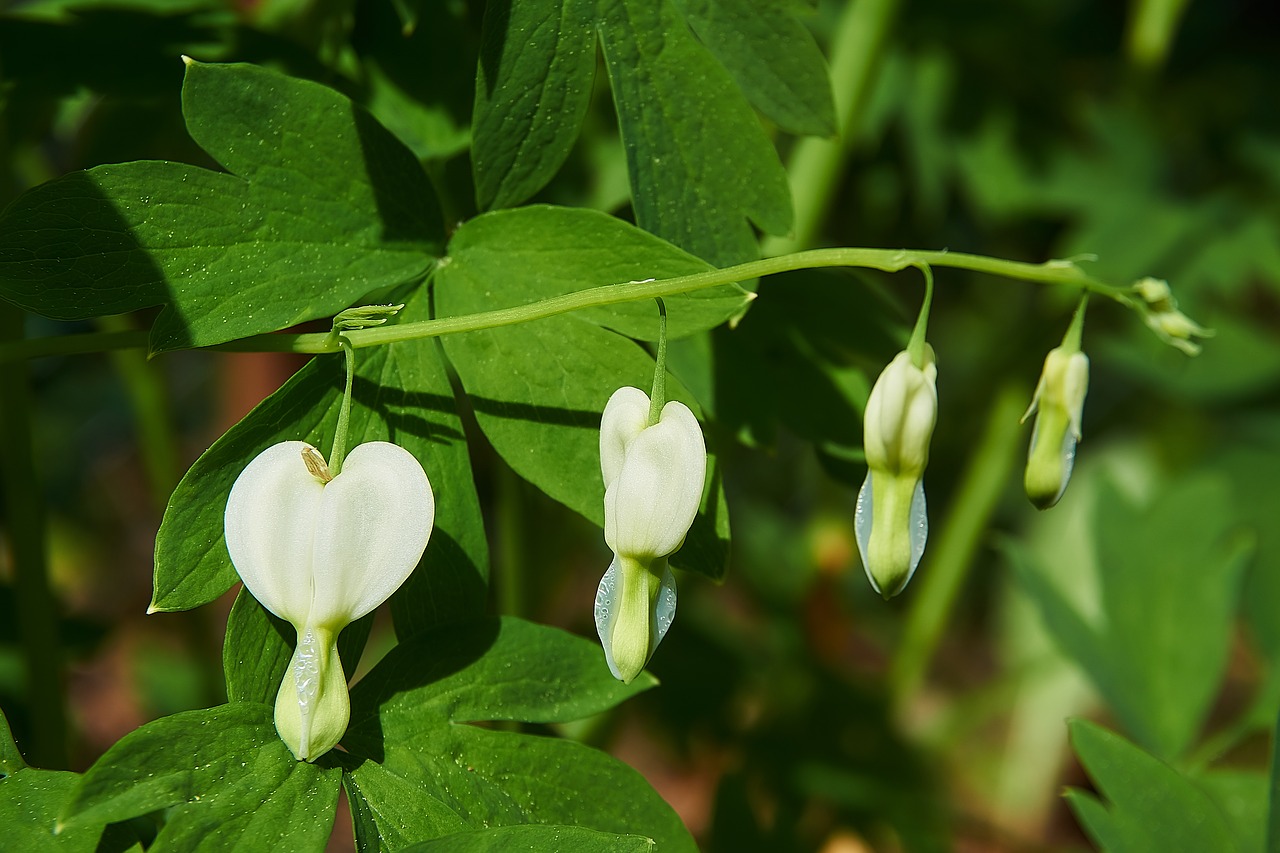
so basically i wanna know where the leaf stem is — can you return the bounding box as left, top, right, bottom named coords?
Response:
left=906, top=264, right=934, bottom=367
left=0, top=248, right=1133, bottom=363
left=328, top=337, right=356, bottom=476
left=648, top=298, right=668, bottom=426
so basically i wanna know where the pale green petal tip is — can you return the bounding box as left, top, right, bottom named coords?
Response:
left=274, top=627, right=349, bottom=762
left=855, top=472, right=928, bottom=599
left=595, top=557, right=677, bottom=683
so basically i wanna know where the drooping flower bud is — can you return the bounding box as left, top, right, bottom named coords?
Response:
left=855, top=348, right=937, bottom=599
left=594, top=387, right=706, bottom=683
left=1132, top=277, right=1212, bottom=355
left=224, top=440, right=434, bottom=760
left=1022, top=346, right=1089, bottom=509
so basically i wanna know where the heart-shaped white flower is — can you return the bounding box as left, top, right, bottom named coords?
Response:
left=225, top=440, right=434, bottom=760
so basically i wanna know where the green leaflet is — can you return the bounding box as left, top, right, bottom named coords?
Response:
left=1010, top=474, right=1252, bottom=762
left=343, top=617, right=694, bottom=852
left=437, top=210, right=732, bottom=581
left=151, top=288, right=487, bottom=625
left=669, top=0, right=836, bottom=137
left=58, top=704, right=341, bottom=853
left=402, top=825, right=655, bottom=853
left=0, top=61, right=442, bottom=352
left=1066, top=720, right=1236, bottom=852
left=472, top=0, right=803, bottom=266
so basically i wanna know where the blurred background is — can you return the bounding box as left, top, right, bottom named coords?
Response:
left=2, top=0, right=1278, bottom=850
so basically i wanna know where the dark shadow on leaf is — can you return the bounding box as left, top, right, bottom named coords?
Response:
left=347, top=376, right=466, bottom=446
left=343, top=618, right=502, bottom=764
left=391, top=531, right=489, bottom=639
left=351, top=99, right=446, bottom=249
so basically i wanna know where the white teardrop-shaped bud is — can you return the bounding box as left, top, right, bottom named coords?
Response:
left=1022, top=346, right=1089, bottom=509
left=856, top=349, right=937, bottom=598
left=595, top=387, right=706, bottom=683
left=225, top=440, right=434, bottom=760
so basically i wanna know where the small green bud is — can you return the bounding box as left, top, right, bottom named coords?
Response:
left=1022, top=347, right=1089, bottom=509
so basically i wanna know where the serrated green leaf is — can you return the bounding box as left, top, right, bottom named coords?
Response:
left=0, top=61, right=442, bottom=352
left=60, top=704, right=340, bottom=852
left=442, top=205, right=751, bottom=340
left=437, top=240, right=730, bottom=581
left=342, top=617, right=694, bottom=851
left=670, top=0, right=835, bottom=136
left=152, top=289, right=487, bottom=620
left=1066, top=720, right=1235, bottom=852
left=405, top=823, right=655, bottom=852
left=1010, top=474, right=1252, bottom=761
left=1194, top=769, right=1268, bottom=853
left=472, top=0, right=596, bottom=209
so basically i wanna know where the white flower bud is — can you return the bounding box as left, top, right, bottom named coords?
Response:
left=595, top=387, right=706, bottom=683
left=224, top=440, right=434, bottom=760
left=1022, top=347, right=1089, bottom=509
left=855, top=349, right=937, bottom=598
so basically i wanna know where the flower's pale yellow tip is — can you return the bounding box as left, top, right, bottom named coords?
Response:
left=181, top=54, right=195, bottom=66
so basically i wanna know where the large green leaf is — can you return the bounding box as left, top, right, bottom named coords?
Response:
left=0, top=61, right=442, bottom=352
left=59, top=704, right=341, bottom=852
left=471, top=0, right=797, bottom=265
left=1065, top=720, right=1235, bottom=852
left=1011, top=474, right=1251, bottom=761
left=437, top=219, right=731, bottom=581
left=403, top=825, right=655, bottom=852
left=343, top=617, right=695, bottom=851
left=441, top=205, right=752, bottom=340
left=670, top=0, right=835, bottom=137
left=152, top=289, right=488, bottom=626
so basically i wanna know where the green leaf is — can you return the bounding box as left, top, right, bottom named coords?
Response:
left=1195, top=769, right=1268, bottom=853
left=669, top=0, right=835, bottom=136
left=598, top=0, right=792, bottom=265
left=343, top=617, right=694, bottom=851
left=437, top=227, right=731, bottom=581
left=1065, top=720, right=1235, bottom=852
left=471, top=1, right=794, bottom=265
left=60, top=704, right=341, bottom=852
left=403, top=824, right=655, bottom=852
left=442, top=205, right=752, bottom=340
left=0, top=759, right=140, bottom=852
left=1010, top=474, right=1252, bottom=761
left=472, top=0, right=596, bottom=209
left=0, top=61, right=443, bottom=352
left=152, top=289, right=488, bottom=621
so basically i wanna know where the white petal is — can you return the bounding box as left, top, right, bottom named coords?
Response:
left=605, top=401, right=706, bottom=560
left=309, top=442, right=434, bottom=626
left=225, top=441, right=325, bottom=626
left=600, top=387, right=651, bottom=490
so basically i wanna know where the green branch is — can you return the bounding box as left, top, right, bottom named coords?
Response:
left=0, top=248, right=1129, bottom=363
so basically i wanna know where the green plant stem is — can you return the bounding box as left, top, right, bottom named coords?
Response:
left=0, top=304, right=67, bottom=769
left=888, top=382, right=1028, bottom=714
left=0, top=248, right=1132, bottom=364
left=648, top=298, right=668, bottom=425
left=328, top=337, right=356, bottom=475
left=906, top=264, right=934, bottom=367
left=762, top=0, right=901, bottom=255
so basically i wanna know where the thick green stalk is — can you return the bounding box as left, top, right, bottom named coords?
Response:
left=763, top=0, right=902, bottom=255
left=888, top=382, right=1028, bottom=712
left=0, top=248, right=1132, bottom=364
left=0, top=304, right=67, bottom=768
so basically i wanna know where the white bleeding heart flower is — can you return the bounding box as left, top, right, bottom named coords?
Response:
left=855, top=348, right=937, bottom=599
left=595, top=387, right=706, bottom=683
left=1022, top=346, right=1089, bottom=509
left=224, top=440, right=433, bottom=761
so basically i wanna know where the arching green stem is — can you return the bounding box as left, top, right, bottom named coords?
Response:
left=1062, top=293, right=1089, bottom=352
left=907, top=264, right=934, bottom=368
left=648, top=298, right=668, bottom=426
left=329, top=336, right=356, bottom=477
